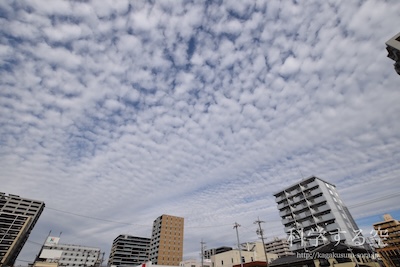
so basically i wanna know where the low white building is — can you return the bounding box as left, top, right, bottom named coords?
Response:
left=179, top=259, right=212, bottom=267
left=211, top=242, right=278, bottom=267
left=36, top=236, right=101, bottom=267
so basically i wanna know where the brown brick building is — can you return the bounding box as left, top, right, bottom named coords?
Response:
left=148, top=214, right=184, bottom=266
left=373, top=214, right=400, bottom=267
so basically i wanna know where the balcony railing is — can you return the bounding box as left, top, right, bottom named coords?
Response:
left=277, top=201, right=289, bottom=210
left=279, top=208, right=291, bottom=217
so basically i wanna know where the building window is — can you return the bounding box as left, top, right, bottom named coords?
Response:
left=221, top=260, right=223, bottom=265
left=241, top=257, right=245, bottom=263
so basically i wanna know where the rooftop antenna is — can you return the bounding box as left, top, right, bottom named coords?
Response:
left=297, top=167, right=305, bottom=179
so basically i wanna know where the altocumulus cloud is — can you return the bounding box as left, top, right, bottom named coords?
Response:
left=1, top=0, right=400, bottom=263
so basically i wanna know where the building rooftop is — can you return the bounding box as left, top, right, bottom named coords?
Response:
left=273, top=175, right=336, bottom=196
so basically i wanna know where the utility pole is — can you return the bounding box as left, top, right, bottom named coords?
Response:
left=100, top=252, right=105, bottom=267
left=254, top=217, right=268, bottom=266
left=200, top=240, right=206, bottom=267
left=233, top=222, right=243, bottom=267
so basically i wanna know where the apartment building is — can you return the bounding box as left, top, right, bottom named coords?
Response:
left=148, top=214, right=184, bottom=266
left=0, top=192, right=45, bottom=267
left=264, top=238, right=293, bottom=258
left=386, top=32, right=400, bottom=75
left=108, top=235, right=150, bottom=267
left=273, top=176, right=365, bottom=252
left=372, top=214, right=400, bottom=267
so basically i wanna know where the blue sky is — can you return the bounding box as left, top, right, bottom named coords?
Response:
left=1, top=0, right=400, bottom=264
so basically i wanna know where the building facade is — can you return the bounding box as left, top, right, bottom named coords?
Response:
left=204, top=247, right=232, bottom=260
left=273, top=176, right=365, bottom=252
left=264, top=238, right=293, bottom=258
left=148, top=214, right=184, bottom=266
left=372, top=214, right=400, bottom=267
left=179, top=258, right=212, bottom=267
left=0, top=192, right=45, bottom=267
left=269, top=242, right=379, bottom=267
left=108, top=235, right=150, bottom=267
left=385, top=32, right=400, bottom=75
left=211, top=242, right=278, bottom=267
left=36, top=236, right=101, bottom=267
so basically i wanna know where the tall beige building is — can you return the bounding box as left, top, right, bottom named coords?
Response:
left=372, top=214, right=400, bottom=267
left=148, top=214, right=184, bottom=266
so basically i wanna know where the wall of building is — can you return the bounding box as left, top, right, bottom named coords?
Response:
left=211, top=242, right=278, bottom=267
left=0, top=192, right=45, bottom=267
left=273, top=176, right=365, bottom=252
left=264, top=238, right=293, bottom=258
left=179, top=258, right=212, bottom=267
left=148, top=214, right=184, bottom=266
left=38, top=242, right=100, bottom=267
left=108, top=235, right=150, bottom=267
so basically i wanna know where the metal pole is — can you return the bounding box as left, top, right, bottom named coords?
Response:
left=254, top=217, right=268, bottom=266
left=233, top=222, right=243, bottom=267
left=201, top=240, right=205, bottom=267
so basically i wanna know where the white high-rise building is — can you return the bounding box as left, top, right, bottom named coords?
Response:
left=274, top=176, right=365, bottom=252
left=385, top=32, right=400, bottom=75
left=0, top=192, right=45, bottom=267
left=108, top=235, right=150, bottom=267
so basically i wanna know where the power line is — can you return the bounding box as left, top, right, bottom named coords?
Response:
left=26, top=240, right=43, bottom=246
left=46, top=207, right=149, bottom=227
left=348, top=192, right=400, bottom=209
left=43, top=192, right=400, bottom=229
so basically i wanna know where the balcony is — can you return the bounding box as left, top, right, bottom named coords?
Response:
left=303, top=179, right=318, bottom=188
left=314, top=213, right=335, bottom=224
left=325, top=223, right=340, bottom=233
left=292, top=194, right=305, bottom=204
left=277, top=201, right=289, bottom=210
left=321, top=213, right=335, bottom=222
left=301, top=220, right=314, bottom=228
left=275, top=193, right=286, bottom=203
left=285, top=188, right=298, bottom=198
left=311, top=204, right=330, bottom=214
left=307, top=195, right=325, bottom=205
left=282, top=216, right=295, bottom=225
left=279, top=208, right=291, bottom=217
left=284, top=223, right=297, bottom=233
left=309, top=187, right=323, bottom=197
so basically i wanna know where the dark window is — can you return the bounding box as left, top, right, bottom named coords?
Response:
left=319, top=259, right=330, bottom=267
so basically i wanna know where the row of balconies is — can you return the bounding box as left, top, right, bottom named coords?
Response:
left=277, top=187, right=324, bottom=209
left=289, top=231, right=346, bottom=249
left=280, top=200, right=330, bottom=220
left=276, top=180, right=320, bottom=202
left=283, top=213, right=335, bottom=232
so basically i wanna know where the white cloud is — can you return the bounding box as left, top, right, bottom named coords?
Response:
left=1, top=0, right=400, bottom=264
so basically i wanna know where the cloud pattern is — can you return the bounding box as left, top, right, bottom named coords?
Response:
left=1, top=0, right=400, bottom=262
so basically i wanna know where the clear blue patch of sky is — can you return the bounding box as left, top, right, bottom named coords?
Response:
left=355, top=208, right=400, bottom=230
